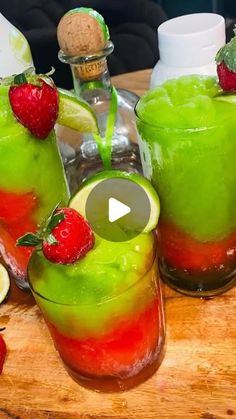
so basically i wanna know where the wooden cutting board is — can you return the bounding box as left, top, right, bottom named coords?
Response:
left=0, top=278, right=235, bottom=419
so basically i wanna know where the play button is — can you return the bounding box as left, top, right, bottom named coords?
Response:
left=85, top=177, right=151, bottom=242
left=109, top=198, right=131, bottom=223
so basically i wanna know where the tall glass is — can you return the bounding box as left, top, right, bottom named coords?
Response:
left=28, top=236, right=165, bottom=392
left=136, top=115, right=236, bottom=297
left=0, top=82, right=69, bottom=290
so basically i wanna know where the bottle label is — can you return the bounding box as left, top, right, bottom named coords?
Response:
left=75, top=59, right=106, bottom=81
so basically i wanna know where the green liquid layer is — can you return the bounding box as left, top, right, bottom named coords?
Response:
left=0, top=85, right=69, bottom=222
left=136, top=75, right=236, bottom=241
left=29, top=233, right=155, bottom=338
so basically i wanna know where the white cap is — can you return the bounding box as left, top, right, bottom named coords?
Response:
left=158, top=13, right=225, bottom=68
left=0, top=13, right=34, bottom=77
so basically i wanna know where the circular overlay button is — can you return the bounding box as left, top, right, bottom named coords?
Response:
left=85, top=177, right=151, bottom=242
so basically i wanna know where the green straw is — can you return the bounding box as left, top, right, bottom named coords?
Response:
left=93, top=86, right=118, bottom=169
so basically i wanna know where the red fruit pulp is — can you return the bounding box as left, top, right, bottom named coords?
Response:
left=47, top=298, right=161, bottom=382
left=157, top=220, right=236, bottom=272
left=0, top=189, right=38, bottom=278
left=0, top=191, right=37, bottom=223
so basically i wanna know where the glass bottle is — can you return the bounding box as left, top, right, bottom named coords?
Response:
left=58, top=40, right=142, bottom=194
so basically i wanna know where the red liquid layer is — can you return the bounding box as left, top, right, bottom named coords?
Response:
left=0, top=190, right=38, bottom=279
left=157, top=220, right=236, bottom=295
left=47, top=297, right=163, bottom=390
left=158, top=220, right=236, bottom=271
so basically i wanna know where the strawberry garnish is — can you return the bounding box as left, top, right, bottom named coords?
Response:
left=0, top=329, right=7, bottom=374
left=9, top=74, right=59, bottom=139
left=17, top=207, right=95, bottom=264
left=42, top=208, right=94, bottom=264
left=216, top=62, right=236, bottom=92
left=216, top=28, right=236, bottom=91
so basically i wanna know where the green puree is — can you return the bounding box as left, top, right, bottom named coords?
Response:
left=136, top=75, right=236, bottom=242
left=30, top=233, right=154, bottom=304
left=0, top=85, right=69, bottom=222
left=29, top=233, right=155, bottom=338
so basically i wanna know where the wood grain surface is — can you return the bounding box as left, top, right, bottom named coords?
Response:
left=0, top=69, right=236, bottom=419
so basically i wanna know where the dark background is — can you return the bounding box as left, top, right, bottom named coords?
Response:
left=1, top=0, right=235, bottom=88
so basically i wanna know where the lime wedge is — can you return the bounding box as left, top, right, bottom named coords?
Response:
left=214, top=94, right=236, bottom=104
left=0, top=264, right=10, bottom=304
left=57, top=88, right=99, bottom=133
left=69, top=170, right=160, bottom=232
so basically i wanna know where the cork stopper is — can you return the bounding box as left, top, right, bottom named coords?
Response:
left=57, top=8, right=110, bottom=80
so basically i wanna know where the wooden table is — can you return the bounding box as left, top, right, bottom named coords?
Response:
left=1, top=69, right=236, bottom=419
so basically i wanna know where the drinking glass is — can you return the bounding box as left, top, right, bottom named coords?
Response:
left=0, top=80, right=69, bottom=290
left=136, top=114, right=236, bottom=297
left=28, top=242, right=165, bottom=392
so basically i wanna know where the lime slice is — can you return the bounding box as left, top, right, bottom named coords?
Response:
left=214, top=94, right=236, bottom=104
left=57, top=88, right=99, bottom=133
left=0, top=264, right=10, bottom=304
left=69, top=170, right=160, bottom=232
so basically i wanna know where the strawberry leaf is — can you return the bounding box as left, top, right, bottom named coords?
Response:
left=16, top=233, right=42, bottom=247
left=14, top=73, right=28, bottom=85
left=216, top=29, right=236, bottom=72
left=47, top=234, right=58, bottom=245
left=47, top=212, right=65, bottom=232
left=40, top=203, right=59, bottom=233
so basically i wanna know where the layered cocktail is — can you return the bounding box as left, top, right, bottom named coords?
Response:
left=136, top=75, right=236, bottom=296
left=0, top=81, right=68, bottom=289
left=0, top=73, right=97, bottom=289
left=29, top=231, right=164, bottom=391
left=25, top=171, right=165, bottom=391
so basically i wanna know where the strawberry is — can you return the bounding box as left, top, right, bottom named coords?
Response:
left=0, top=329, right=7, bottom=374
left=42, top=208, right=94, bottom=264
left=216, top=29, right=236, bottom=91
left=217, top=62, right=236, bottom=92
left=17, top=207, right=95, bottom=264
left=9, top=74, right=58, bottom=139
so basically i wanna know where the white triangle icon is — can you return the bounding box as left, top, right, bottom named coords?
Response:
left=108, top=197, right=131, bottom=223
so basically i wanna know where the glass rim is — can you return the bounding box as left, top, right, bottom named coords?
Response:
left=134, top=101, right=220, bottom=132
left=28, top=241, right=157, bottom=307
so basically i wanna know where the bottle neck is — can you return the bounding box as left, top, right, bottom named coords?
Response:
left=70, top=57, right=112, bottom=101
left=58, top=40, right=114, bottom=102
